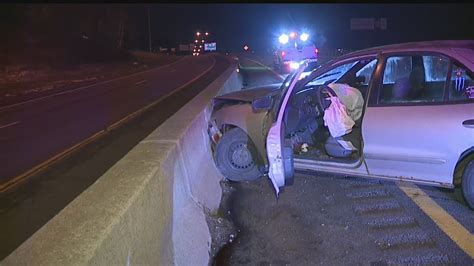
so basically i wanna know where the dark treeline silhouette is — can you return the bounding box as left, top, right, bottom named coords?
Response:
left=0, top=4, right=143, bottom=68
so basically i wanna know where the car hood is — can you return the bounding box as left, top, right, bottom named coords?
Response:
left=214, top=83, right=282, bottom=103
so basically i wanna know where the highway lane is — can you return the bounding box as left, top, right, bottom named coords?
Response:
left=236, top=56, right=284, bottom=90
left=0, top=55, right=230, bottom=260
left=0, top=55, right=215, bottom=189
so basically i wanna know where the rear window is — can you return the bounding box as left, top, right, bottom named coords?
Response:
left=449, top=63, right=474, bottom=101
left=379, top=54, right=450, bottom=104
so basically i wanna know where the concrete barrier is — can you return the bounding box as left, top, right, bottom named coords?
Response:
left=2, top=56, right=242, bottom=266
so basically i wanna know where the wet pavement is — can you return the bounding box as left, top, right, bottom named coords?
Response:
left=214, top=174, right=473, bottom=265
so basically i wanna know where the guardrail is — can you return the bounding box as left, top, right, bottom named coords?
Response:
left=2, top=57, right=242, bottom=266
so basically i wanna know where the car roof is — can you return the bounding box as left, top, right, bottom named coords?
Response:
left=335, top=40, right=474, bottom=60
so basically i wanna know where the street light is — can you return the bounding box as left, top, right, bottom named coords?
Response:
left=202, top=40, right=205, bottom=43
left=205, top=32, right=209, bottom=36
left=196, top=32, right=201, bottom=36
left=195, top=40, right=198, bottom=43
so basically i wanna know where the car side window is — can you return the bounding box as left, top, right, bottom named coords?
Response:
left=449, top=64, right=474, bottom=101
left=378, top=55, right=449, bottom=104
left=355, top=59, right=377, bottom=86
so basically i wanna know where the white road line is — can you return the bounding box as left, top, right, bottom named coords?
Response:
left=243, top=58, right=285, bottom=80
left=0, top=56, right=188, bottom=111
left=0, top=121, right=20, bottom=129
left=135, top=80, right=147, bottom=85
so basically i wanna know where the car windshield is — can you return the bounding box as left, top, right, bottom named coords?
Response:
left=279, top=71, right=298, bottom=90
left=271, top=63, right=315, bottom=118
left=270, top=71, right=299, bottom=116
left=278, top=63, right=320, bottom=91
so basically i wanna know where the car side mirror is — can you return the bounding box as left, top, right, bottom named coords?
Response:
left=252, top=96, right=273, bottom=112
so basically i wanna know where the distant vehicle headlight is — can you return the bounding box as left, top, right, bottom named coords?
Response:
left=300, top=33, right=309, bottom=42
left=279, top=34, right=289, bottom=44
left=290, top=61, right=300, bottom=70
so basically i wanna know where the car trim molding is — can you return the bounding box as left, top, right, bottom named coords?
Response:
left=364, top=153, right=446, bottom=164
left=294, top=157, right=363, bottom=169
left=294, top=165, right=454, bottom=188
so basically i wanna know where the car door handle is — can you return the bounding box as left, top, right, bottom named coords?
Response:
left=462, top=119, right=474, bottom=128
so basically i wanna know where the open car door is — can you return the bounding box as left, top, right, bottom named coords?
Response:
left=266, top=62, right=308, bottom=195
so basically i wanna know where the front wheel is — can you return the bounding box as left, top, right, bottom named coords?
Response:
left=462, top=161, right=474, bottom=209
left=215, top=128, right=263, bottom=182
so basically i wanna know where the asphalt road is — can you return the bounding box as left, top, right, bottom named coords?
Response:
left=0, top=55, right=215, bottom=187
left=213, top=54, right=474, bottom=265
left=0, top=54, right=230, bottom=260
left=216, top=175, right=474, bottom=265
left=236, top=56, right=285, bottom=89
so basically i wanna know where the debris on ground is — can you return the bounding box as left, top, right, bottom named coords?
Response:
left=206, top=180, right=238, bottom=261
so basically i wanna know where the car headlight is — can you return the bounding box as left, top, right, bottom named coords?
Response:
left=279, top=34, right=289, bottom=44
left=290, top=61, right=300, bottom=70
left=300, top=33, right=309, bottom=42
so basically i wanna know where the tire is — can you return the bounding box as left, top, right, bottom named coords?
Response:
left=215, top=128, right=262, bottom=182
left=462, top=161, right=474, bottom=209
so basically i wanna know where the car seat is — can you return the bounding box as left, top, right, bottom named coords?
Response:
left=390, top=65, right=425, bottom=102
left=324, top=122, right=361, bottom=158
left=320, top=85, right=362, bottom=158
left=408, top=66, right=426, bottom=99
left=392, top=77, right=411, bottom=101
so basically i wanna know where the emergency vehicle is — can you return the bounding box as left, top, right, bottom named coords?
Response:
left=273, top=32, right=319, bottom=72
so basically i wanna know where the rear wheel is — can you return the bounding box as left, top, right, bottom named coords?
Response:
left=215, top=128, right=262, bottom=182
left=462, top=161, right=474, bottom=209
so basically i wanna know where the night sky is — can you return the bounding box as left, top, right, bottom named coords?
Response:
left=138, top=3, right=474, bottom=52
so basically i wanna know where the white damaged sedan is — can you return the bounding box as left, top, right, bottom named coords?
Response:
left=209, top=40, right=474, bottom=209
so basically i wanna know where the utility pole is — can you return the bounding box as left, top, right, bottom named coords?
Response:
left=147, top=5, right=152, bottom=52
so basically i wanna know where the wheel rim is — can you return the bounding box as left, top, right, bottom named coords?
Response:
left=228, top=142, right=254, bottom=170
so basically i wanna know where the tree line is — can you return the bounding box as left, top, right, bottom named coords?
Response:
left=1, top=4, right=144, bottom=66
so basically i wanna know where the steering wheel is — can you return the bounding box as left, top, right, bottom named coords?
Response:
left=284, top=86, right=328, bottom=133
left=317, top=85, right=335, bottom=111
